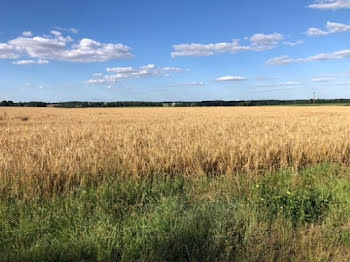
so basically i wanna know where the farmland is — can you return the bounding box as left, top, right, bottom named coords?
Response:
left=0, top=107, right=349, bottom=261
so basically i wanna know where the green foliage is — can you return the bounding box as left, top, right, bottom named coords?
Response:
left=258, top=170, right=332, bottom=225
left=2, top=99, right=350, bottom=108
left=0, top=164, right=349, bottom=261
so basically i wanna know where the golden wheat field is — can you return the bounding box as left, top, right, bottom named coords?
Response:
left=1, top=106, right=350, bottom=196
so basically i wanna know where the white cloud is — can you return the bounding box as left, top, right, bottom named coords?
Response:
left=283, top=40, right=304, bottom=46
left=171, top=33, right=283, bottom=57
left=22, top=31, right=33, bottom=37
left=12, top=59, right=49, bottom=65
left=87, top=64, right=187, bottom=85
left=249, top=33, right=283, bottom=51
left=0, top=30, right=132, bottom=63
left=312, top=77, right=336, bottom=82
left=306, top=21, right=350, bottom=36
left=308, top=0, right=350, bottom=10
left=326, top=21, right=350, bottom=32
left=106, top=66, right=135, bottom=73
left=216, top=76, right=247, bottom=82
left=266, top=49, right=350, bottom=65
left=266, top=56, right=298, bottom=65
left=306, top=28, right=329, bottom=36
left=0, top=43, right=20, bottom=59
left=162, top=67, right=190, bottom=72
left=171, top=40, right=249, bottom=57
left=86, top=77, right=116, bottom=85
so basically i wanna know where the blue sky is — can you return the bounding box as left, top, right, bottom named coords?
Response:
left=1, top=0, right=350, bottom=102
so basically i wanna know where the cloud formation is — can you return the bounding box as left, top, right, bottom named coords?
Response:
left=87, top=64, right=187, bottom=85
left=22, top=31, right=33, bottom=37
left=0, top=43, right=20, bottom=59
left=12, top=59, right=49, bottom=65
left=266, top=49, right=350, bottom=65
left=216, top=76, right=248, bottom=82
left=0, top=30, right=132, bottom=63
left=171, top=33, right=283, bottom=57
left=306, top=21, right=350, bottom=36
left=308, top=0, right=350, bottom=10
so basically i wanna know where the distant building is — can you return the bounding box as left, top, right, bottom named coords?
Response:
left=162, top=102, right=176, bottom=107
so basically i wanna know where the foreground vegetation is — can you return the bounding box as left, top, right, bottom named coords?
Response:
left=0, top=107, right=350, bottom=260
left=1, top=164, right=349, bottom=261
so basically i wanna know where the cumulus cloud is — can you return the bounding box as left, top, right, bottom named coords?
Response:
left=306, top=21, right=350, bottom=36
left=266, top=49, right=350, bottom=65
left=266, top=56, right=297, bottom=65
left=12, top=59, right=49, bottom=65
left=216, top=76, right=248, bottom=82
left=306, top=28, right=329, bottom=36
left=308, top=0, right=350, bottom=10
left=0, top=30, right=132, bottom=63
left=22, top=31, right=33, bottom=37
left=162, top=67, right=190, bottom=72
left=171, top=33, right=284, bottom=57
left=87, top=64, right=187, bottom=85
left=249, top=33, right=283, bottom=50
left=0, top=43, right=20, bottom=59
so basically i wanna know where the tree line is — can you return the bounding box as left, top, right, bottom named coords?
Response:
left=1, top=99, right=350, bottom=108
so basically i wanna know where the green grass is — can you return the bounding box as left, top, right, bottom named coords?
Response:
left=0, top=164, right=349, bottom=261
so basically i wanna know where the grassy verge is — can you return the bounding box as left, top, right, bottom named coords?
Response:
left=0, top=164, right=349, bottom=261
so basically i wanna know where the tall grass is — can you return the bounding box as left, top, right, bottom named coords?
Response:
left=1, top=106, right=350, bottom=198
left=0, top=164, right=349, bottom=261
left=0, top=107, right=349, bottom=260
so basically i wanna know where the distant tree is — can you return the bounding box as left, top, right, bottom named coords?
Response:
left=0, top=100, right=14, bottom=106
